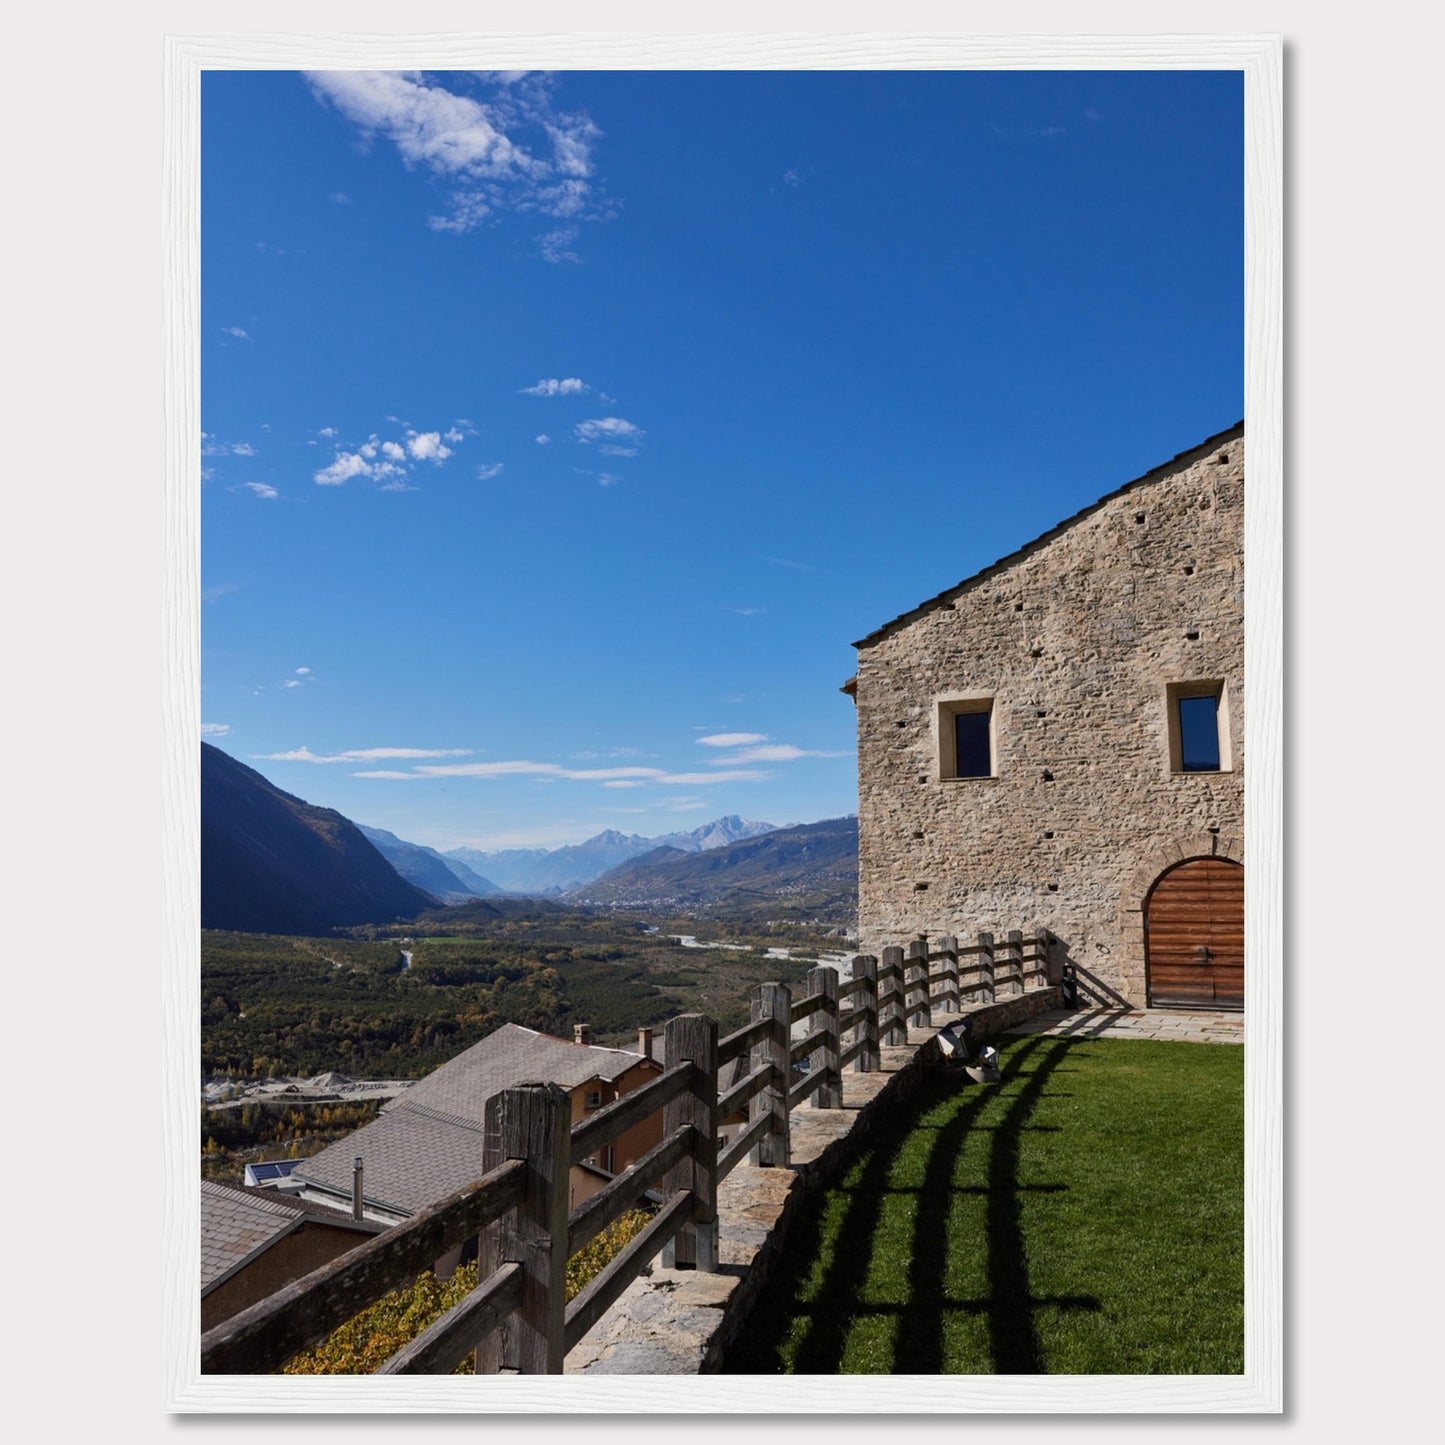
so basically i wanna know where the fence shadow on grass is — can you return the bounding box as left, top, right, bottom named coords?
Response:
left=723, top=1036, right=1101, bottom=1374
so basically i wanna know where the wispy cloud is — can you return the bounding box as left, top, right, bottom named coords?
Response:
left=475, top=462, right=504, bottom=480
left=201, top=723, right=231, bottom=737
left=353, top=758, right=768, bottom=786
left=535, top=434, right=551, bottom=446
left=240, top=482, right=278, bottom=499
left=521, top=377, right=589, bottom=396
left=202, top=582, right=240, bottom=603
left=725, top=606, right=766, bottom=617
left=712, top=744, right=845, bottom=765
left=202, top=433, right=256, bottom=458
left=538, top=226, right=581, bottom=264
left=698, top=732, right=845, bottom=765
left=571, top=467, right=621, bottom=488
left=762, top=555, right=818, bottom=572
left=575, top=417, right=645, bottom=456
left=305, top=71, right=613, bottom=257
left=330, top=191, right=352, bottom=205
left=221, top=326, right=251, bottom=340
left=256, top=746, right=474, bottom=764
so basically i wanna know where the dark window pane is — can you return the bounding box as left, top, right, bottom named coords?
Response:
left=1178, top=694, right=1221, bottom=771
left=954, top=710, right=991, bottom=777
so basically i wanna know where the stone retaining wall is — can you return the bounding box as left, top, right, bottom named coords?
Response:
left=566, top=985, right=1063, bottom=1374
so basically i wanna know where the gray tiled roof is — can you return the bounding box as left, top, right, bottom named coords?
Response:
left=200, top=1181, right=308, bottom=1292
left=390, top=1024, right=649, bottom=1122
left=293, top=1024, right=651, bottom=1218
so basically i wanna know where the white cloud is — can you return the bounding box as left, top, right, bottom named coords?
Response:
left=330, top=192, right=352, bottom=205
left=359, top=758, right=768, bottom=786
left=698, top=733, right=767, bottom=748
left=575, top=417, right=644, bottom=454
left=406, top=431, right=452, bottom=462
left=255, top=746, right=475, bottom=764
left=708, top=743, right=848, bottom=765
left=726, top=606, right=765, bottom=616
left=241, top=482, right=278, bottom=499
left=783, top=169, right=801, bottom=187
left=535, top=434, right=551, bottom=445
left=602, top=780, right=644, bottom=789
left=222, top=326, right=251, bottom=339
left=444, top=427, right=465, bottom=443
left=201, top=722, right=231, bottom=737
left=475, top=462, right=504, bottom=480
left=295, top=667, right=311, bottom=675
left=202, top=435, right=257, bottom=458
left=538, top=226, right=580, bottom=264
left=522, top=377, right=589, bottom=397
left=313, top=423, right=460, bottom=487
left=304, top=71, right=610, bottom=253
left=314, top=451, right=372, bottom=485
left=283, top=680, right=303, bottom=689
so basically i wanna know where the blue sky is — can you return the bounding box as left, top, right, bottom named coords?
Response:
left=201, top=68, right=1242, bottom=852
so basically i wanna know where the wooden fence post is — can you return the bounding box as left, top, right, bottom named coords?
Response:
left=805, top=967, right=841, bottom=1107
left=905, top=938, right=932, bottom=1030
left=476, top=1082, right=569, bottom=1374
left=1040, top=927, right=1060, bottom=987
left=852, top=954, right=879, bottom=1071
left=880, top=945, right=906, bottom=1044
left=749, top=982, right=791, bottom=1168
left=977, top=931, right=995, bottom=1004
left=1005, top=929, right=1024, bottom=996
left=661, top=1014, right=719, bottom=1272
left=937, top=934, right=960, bottom=1014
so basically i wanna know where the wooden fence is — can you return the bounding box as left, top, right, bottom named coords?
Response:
left=199, top=927, right=1055, bottom=1376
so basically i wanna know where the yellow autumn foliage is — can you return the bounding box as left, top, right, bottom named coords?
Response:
left=282, top=1209, right=653, bottom=1375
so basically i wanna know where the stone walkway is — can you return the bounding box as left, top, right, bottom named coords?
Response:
left=1001, top=1005, right=1244, bottom=1044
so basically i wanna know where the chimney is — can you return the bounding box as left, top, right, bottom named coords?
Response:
left=352, top=1156, right=364, bottom=1221
left=574, top=1023, right=592, bottom=1047
left=637, top=1027, right=654, bottom=1061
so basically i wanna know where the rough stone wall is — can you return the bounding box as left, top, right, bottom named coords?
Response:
left=853, top=427, right=1245, bottom=1008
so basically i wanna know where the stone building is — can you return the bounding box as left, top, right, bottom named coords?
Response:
left=845, top=423, right=1244, bottom=1010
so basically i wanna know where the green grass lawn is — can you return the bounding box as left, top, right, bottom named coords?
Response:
left=723, top=1033, right=1243, bottom=1375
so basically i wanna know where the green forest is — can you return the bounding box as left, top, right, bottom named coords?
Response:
left=202, top=905, right=829, bottom=1081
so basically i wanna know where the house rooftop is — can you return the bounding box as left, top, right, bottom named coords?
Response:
left=292, top=1024, right=656, bottom=1219
left=852, top=421, right=1244, bottom=650
left=200, top=1180, right=378, bottom=1295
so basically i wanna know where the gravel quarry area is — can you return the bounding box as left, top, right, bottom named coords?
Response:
left=202, top=1072, right=415, bottom=1110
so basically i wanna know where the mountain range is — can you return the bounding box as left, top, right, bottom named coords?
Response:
left=202, top=742, right=854, bottom=932
left=357, top=825, right=503, bottom=903
left=566, top=816, right=859, bottom=920
left=443, top=816, right=779, bottom=894
left=200, top=743, right=439, bottom=935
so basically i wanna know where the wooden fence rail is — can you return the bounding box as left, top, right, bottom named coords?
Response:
left=201, top=923, right=1056, bottom=1377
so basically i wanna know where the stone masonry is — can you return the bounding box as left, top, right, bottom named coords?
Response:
left=849, top=424, right=1244, bottom=1008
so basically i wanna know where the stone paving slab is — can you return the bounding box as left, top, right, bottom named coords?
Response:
left=1000, top=1006, right=1244, bottom=1045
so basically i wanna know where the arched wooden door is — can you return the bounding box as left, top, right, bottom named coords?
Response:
left=1144, top=857, right=1244, bottom=1009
